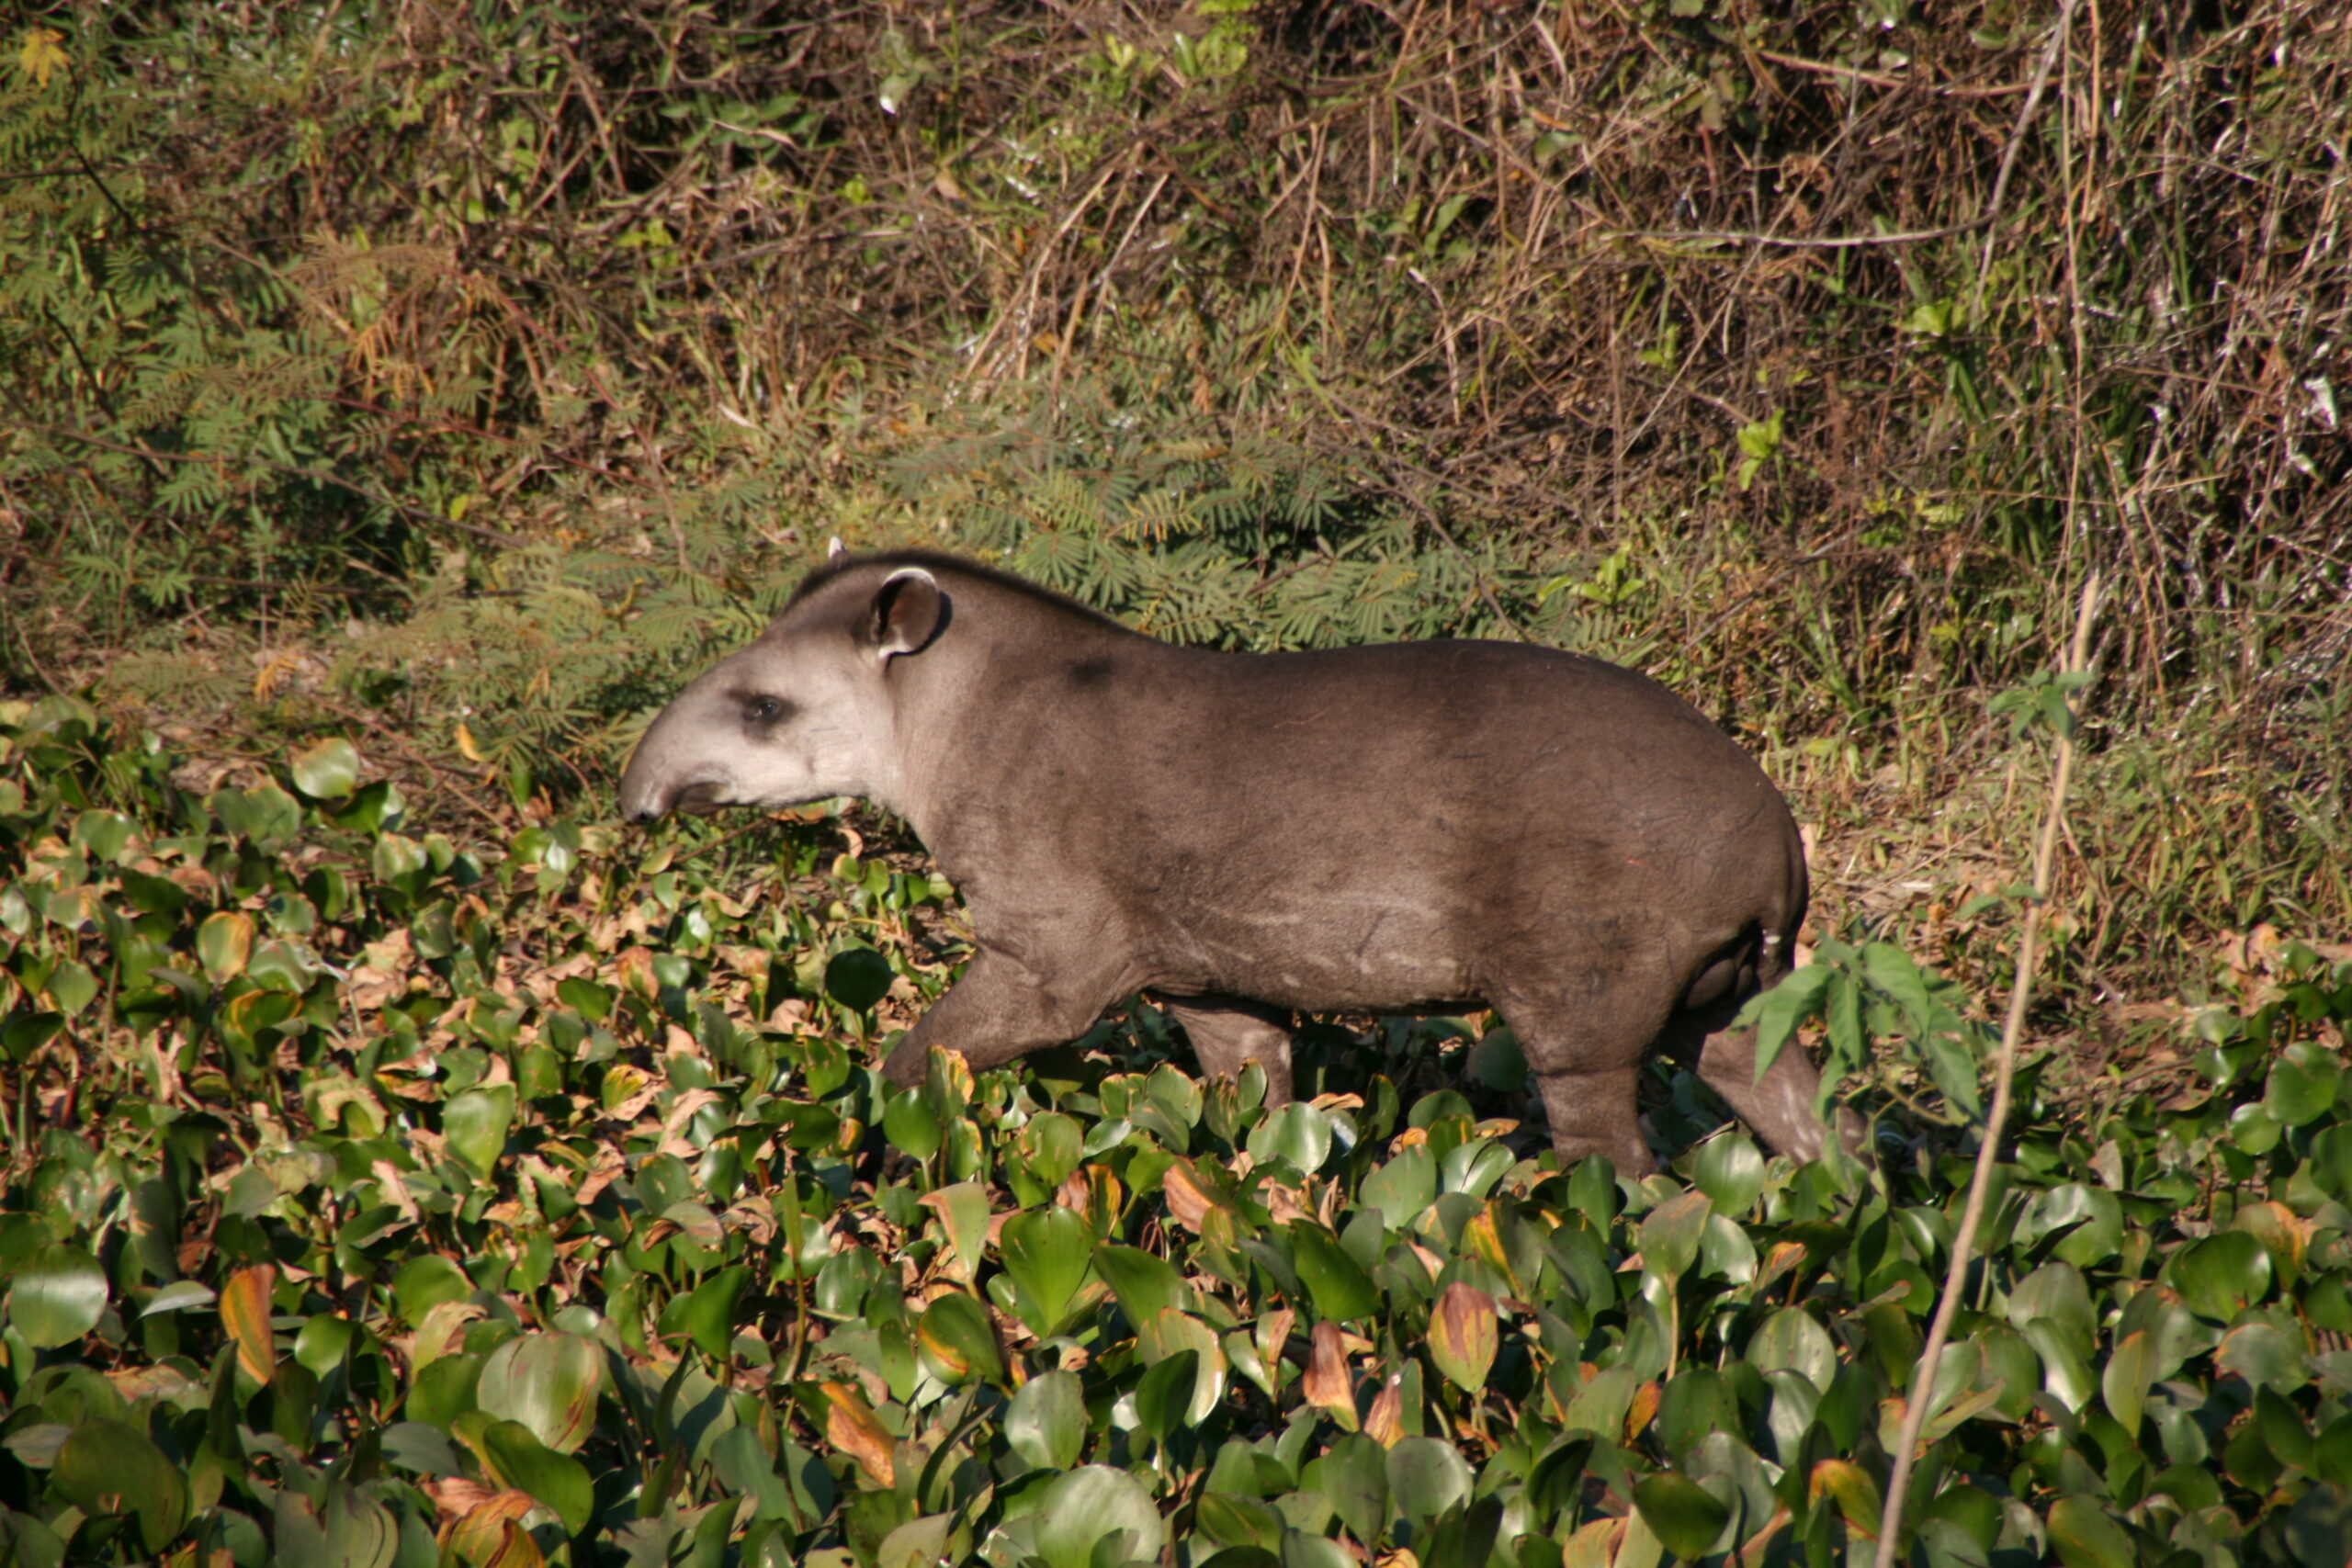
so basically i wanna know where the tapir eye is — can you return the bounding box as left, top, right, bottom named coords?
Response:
left=742, top=694, right=794, bottom=728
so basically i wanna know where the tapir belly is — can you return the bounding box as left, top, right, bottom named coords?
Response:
left=1146, top=888, right=1482, bottom=1012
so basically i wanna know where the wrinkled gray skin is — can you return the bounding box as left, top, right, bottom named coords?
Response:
left=619, top=550, right=1839, bottom=1174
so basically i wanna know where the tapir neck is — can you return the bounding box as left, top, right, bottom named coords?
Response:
left=877, top=592, right=1166, bottom=868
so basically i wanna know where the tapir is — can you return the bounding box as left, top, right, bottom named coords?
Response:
left=618, top=549, right=1838, bottom=1174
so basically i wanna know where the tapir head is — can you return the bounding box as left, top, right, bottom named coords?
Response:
left=618, top=563, right=946, bottom=824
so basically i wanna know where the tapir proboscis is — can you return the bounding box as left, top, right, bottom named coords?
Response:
left=618, top=549, right=1844, bottom=1175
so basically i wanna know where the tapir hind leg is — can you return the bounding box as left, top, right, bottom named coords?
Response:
left=1690, top=1021, right=1868, bottom=1164
left=1495, top=980, right=1675, bottom=1178
left=879, top=946, right=1127, bottom=1088
left=1691, top=1022, right=1830, bottom=1162
left=1164, top=997, right=1295, bottom=1106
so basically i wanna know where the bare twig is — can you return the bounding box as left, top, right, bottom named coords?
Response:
left=1871, top=570, right=2103, bottom=1568
left=1610, top=220, right=1987, bottom=250
left=1976, top=0, right=2088, bottom=290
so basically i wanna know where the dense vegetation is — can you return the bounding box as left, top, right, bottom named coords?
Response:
left=4, top=0, right=2349, bottom=1564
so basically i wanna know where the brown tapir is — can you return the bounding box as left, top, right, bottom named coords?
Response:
left=617, top=549, right=1840, bottom=1175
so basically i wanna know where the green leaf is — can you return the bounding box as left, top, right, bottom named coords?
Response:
left=54, top=1421, right=188, bottom=1553
left=1283, top=1220, right=1379, bottom=1324
left=1385, top=1436, right=1473, bottom=1521
left=1096, top=1243, right=1190, bottom=1326
left=291, top=739, right=362, bottom=799
left=1742, top=964, right=1832, bottom=1077
left=824, top=947, right=895, bottom=1010
left=394, top=1255, right=471, bottom=1320
left=1016, top=1111, right=1084, bottom=1190
left=2047, top=1495, right=2136, bottom=1568
left=1746, top=1308, right=1837, bottom=1393
left=1005, top=1369, right=1086, bottom=1472
left=1633, top=1471, right=1732, bottom=1561
left=658, top=1266, right=751, bottom=1362
left=7, top=1245, right=107, bottom=1348
left=1246, top=1102, right=1332, bottom=1174
left=477, top=1331, right=604, bottom=1452
left=2172, top=1231, right=2271, bottom=1322
left=2100, top=1328, right=2153, bottom=1435
left=481, top=1418, right=594, bottom=1533
left=1360, top=1145, right=1436, bottom=1235
left=883, top=1089, right=942, bottom=1161
left=2267, top=1042, right=2342, bottom=1127
left=274, top=1482, right=398, bottom=1568
left=1001, top=1206, right=1094, bottom=1336
left=876, top=1515, right=956, bottom=1568
left=1692, top=1135, right=1765, bottom=1215
left=45, top=959, right=96, bottom=1017
left=916, top=1291, right=1005, bottom=1386
left=442, top=1084, right=515, bottom=1179
left=1314, top=1433, right=1389, bottom=1544
left=1638, top=1190, right=1712, bottom=1280
left=1033, top=1465, right=1169, bottom=1568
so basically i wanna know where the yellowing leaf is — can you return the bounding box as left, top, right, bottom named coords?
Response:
left=219, top=1264, right=277, bottom=1381
left=1428, top=1280, right=1498, bottom=1393
left=1808, top=1458, right=1882, bottom=1540
left=18, top=28, right=67, bottom=88
left=1302, top=1321, right=1359, bottom=1431
left=817, top=1382, right=897, bottom=1487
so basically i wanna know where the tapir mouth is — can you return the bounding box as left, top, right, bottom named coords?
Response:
left=673, top=780, right=729, bottom=816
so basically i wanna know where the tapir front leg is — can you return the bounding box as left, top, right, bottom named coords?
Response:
left=1163, top=996, right=1296, bottom=1106
left=878, top=946, right=1126, bottom=1088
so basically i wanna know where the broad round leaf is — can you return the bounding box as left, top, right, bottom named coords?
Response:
left=1016, top=1111, right=1084, bottom=1190
left=1633, top=1471, right=1732, bottom=1560
left=481, top=1419, right=594, bottom=1534
left=54, top=1418, right=189, bottom=1553
left=1001, top=1207, right=1094, bottom=1336
left=2173, top=1232, right=2271, bottom=1323
left=917, top=1291, right=1006, bottom=1387
left=443, top=1084, right=515, bottom=1179
left=1638, top=1190, right=1712, bottom=1280
left=2267, top=1043, right=2341, bottom=1127
left=7, top=1245, right=107, bottom=1348
left=291, top=738, right=363, bottom=799
left=1247, top=1102, right=1332, bottom=1174
left=1385, top=1437, right=1473, bottom=1521
left=478, top=1331, right=605, bottom=1452
left=1745, top=1307, right=1837, bottom=1393
left=823, top=947, right=895, bottom=1011
left=2048, top=1495, right=2136, bottom=1568
left=1283, top=1222, right=1379, bottom=1324
left=1693, top=1134, right=1766, bottom=1215
left=1005, top=1370, right=1086, bottom=1472
left=654, top=1267, right=750, bottom=1364
left=197, top=911, right=255, bottom=985
left=882, top=1089, right=942, bottom=1161
left=1034, top=1465, right=1169, bottom=1568
left=1428, top=1281, right=1499, bottom=1393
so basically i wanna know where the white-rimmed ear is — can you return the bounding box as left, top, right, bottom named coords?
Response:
left=828, top=536, right=848, bottom=558
left=862, top=567, right=946, bottom=660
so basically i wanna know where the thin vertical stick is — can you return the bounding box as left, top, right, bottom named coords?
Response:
left=1871, top=570, right=2102, bottom=1568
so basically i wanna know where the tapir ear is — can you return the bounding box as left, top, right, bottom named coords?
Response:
left=862, top=567, right=946, bottom=660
